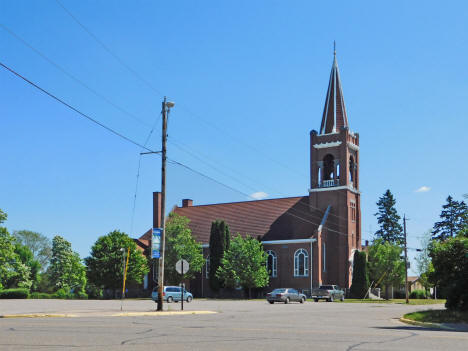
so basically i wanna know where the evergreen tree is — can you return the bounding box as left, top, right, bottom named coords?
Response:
left=432, top=195, right=468, bottom=241
left=350, top=250, right=369, bottom=298
left=209, top=220, right=230, bottom=291
left=374, top=189, right=404, bottom=245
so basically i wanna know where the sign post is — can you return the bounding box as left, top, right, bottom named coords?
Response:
left=175, top=259, right=189, bottom=311
left=152, top=228, right=162, bottom=259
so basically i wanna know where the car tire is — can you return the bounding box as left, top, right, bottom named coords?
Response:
left=329, top=296, right=334, bottom=302
left=268, top=301, right=274, bottom=304
left=314, top=299, right=319, bottom=302
left=285, top=297, right=290, bottom=304
left=340, top=296, right=345, bottom=302
left=167, top=296, right=173, bottom=303
left=300, top=297, right=305, bottom=304
left=186, top=296, right=193, bottom=303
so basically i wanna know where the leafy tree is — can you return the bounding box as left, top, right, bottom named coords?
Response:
left=415, top=230, right=434, bottom=293
left=164, top=213, right=204, bottom=285
left=0, top=214, right=32, bottom=290
left=432, top=196, right=468, bottom=241
left=367, top=239, right=405, bottom=299
left=0, top=209, right=7, bottom=224
left=429, top=236, right=468, bottom=310
left=85, top=230, right=148, bottom=297
left=209, top=220, right=231, bottom=291
left=374, top=190, right=404, bottom=245
left=14, top=243, right=41, bottom=291
left=37, top=271, right=54, bottom=293
left=216, top=234, right=269, bottom=298
left=49, top=236, right=86, bottom=294
left=13, top=230, right=52, bottom=271
left=350, top=250, right=369, bottom=298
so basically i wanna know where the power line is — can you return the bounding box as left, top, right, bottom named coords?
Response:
left=129, top=113, right=162, bottom=237
left=1, top=61, right=354, bottom=239
left=0, top=61, right=256, bottom=208
left=0, top=23, right=153, bottom=128
left=0, top=61, right=154, bottom=152
left=53, top=2, right=307, bottom=182
left=55, top=0, right=165, bottom=99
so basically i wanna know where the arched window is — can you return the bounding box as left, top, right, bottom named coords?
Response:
left=349, top=156, right=355, bottom=184
left=205, top=256, right=210, bottom=279
left=294, top=249, right=309, bottom=277
left=323, top=154, right=335, bottom=180
left=266, top=250, right=277, bottom=277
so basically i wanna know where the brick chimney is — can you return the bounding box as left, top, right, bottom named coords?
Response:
left=182, top=199, right=193, bottom=207
left=153, top=192, right=162, bottom=228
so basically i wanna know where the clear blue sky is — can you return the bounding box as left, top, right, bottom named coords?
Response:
left=1, top=0, right=467, bottom=274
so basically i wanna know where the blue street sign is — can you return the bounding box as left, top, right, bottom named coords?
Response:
left=152, top=228, right=162, bottom=258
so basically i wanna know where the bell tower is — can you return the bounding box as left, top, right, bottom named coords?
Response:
left=309, top=48, right=361, bottom=288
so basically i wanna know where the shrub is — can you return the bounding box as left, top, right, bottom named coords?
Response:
left=350, top=251, right=369, bottom=298
left=410, top=289, right=427, bottom=299
left=0, top=288, right=30, bottom=299
left=86, top=283, right=103, bottom=299
left=393, top=290, right=406, bottom=299
left=75, top=291, right=88, bottom=299
left=29, top=292, right=54, bottom=299
left=53, top=288, right=73, bottom=299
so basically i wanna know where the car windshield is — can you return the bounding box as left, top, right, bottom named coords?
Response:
left=320, top=285, right=334, bottom=290
left=271, top=289, right=286, bottom=293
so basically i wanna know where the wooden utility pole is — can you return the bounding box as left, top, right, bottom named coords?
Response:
left=157, top=97, right=169, bottom=311
left=404, top=215, right=409, bottom=304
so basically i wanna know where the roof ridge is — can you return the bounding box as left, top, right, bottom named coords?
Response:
left=176, top=195, right=308, bottom=209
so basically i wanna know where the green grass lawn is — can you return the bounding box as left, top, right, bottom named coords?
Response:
left=338, top=299, right=446, bottom=305
left=404, top=309, right=468, bottom=324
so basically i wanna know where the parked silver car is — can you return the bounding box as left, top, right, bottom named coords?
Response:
left=266, top=288, right=306, bottom=304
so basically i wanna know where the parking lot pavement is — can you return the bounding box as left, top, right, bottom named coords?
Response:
left=1, top=299, right=467, bottom=351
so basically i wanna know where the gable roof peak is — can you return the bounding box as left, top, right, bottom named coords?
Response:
left=319, top=46, right=349, bottom=135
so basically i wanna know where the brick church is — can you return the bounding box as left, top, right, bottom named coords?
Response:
left=136, top=51, right=361, bottom=297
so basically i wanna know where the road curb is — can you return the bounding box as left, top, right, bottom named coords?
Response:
left=399, top=317, right=453, bottom=330
left=0, top=311, right=217, bottom=319
left=0, top=314, right=78, bottom=319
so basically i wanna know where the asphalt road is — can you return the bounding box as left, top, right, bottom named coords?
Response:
left=0, top=299, right=467, bottom=350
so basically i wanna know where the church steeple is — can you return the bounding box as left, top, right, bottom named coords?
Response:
left=319, top=45, right=349, bottom=134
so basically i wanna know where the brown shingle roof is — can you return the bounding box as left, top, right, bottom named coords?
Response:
left=164, top=196, right=323, bottom=244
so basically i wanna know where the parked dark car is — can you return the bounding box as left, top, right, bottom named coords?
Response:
left=266, top=288, right=306, bottom=304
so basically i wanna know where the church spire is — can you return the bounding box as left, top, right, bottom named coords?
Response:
left=319, top=44, right=349, bottom=134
